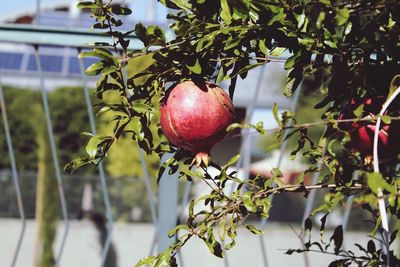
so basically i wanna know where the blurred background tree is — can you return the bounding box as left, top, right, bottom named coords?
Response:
left=0, top=86, right=160, bottom=222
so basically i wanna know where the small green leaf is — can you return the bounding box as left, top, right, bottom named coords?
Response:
left=352, top=103, right=364, bottom=117
left=220, top=0, right=232, bottom=24
left=154, top=248, right=172, bottom=267
left=245, top=224, right=263, bottom=235
left=216, top=67, right=225, bottom=83
left=258, top=39, right=268, bottom=56
left=64, top=157, right=91, bottom=173
left=159, top=0, right=192, bottom=11
left=381, top=115, right=391, bottom=124
left=79, top=48, right=117, bottom=64
left=135, top=23, right=149, bottom=46
left=135, top=256, right=156, bottom=267
left=168, top=225, right=189, bottom=237
left=284, top=53, right=301, bottom=70
left=366, top=172, right=395, bottom=194
left=202, top=235, right=224, bottom=258
left=110, top=5, right=132, bottom=15
left=229, top=62, right=263, bottom=79
left=131, top=101, right=154, bottom=113
left=387, top=75, right=400, bottom=100
left=218, top=220, right=227, bottom=241
left=270, top=47, right=286, bottom=57
left=85, top=135, right=113, bottom=159
left=85, top=61, right=105, bottom=75
left=330, top=225, right=343, bottom=255
left=187, top=59, right=202, bottom=74
left=77, top=1, right=98, bottom=9
left=225, top=154, right=240, bottom=168
left=272, top=103, right=282, bottom=127
left=336, top=8, right=350, bottom=26
left=242, top=191, right=257, bottom=213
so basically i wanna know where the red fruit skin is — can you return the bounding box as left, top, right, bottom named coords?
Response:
left=339, top=98, right=400, bottom=158
left=160, top=80, right=235, bottom=155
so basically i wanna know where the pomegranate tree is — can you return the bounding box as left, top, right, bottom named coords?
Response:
left=339, top=98, right=400, bottom=162
left=160, top=80, right=235, bottom=166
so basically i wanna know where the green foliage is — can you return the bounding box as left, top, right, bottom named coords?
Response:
left=72, top=0, right=400, bottom=266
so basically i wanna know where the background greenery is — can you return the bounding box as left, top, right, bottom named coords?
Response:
left=0, top=86, right=159, bottom=222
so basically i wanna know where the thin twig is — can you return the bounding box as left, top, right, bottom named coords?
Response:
left=228, top=115, right=400, bottom=140
left=260, top=183, right=365, bottom=196
left=209, top=56, right=287, bottom=64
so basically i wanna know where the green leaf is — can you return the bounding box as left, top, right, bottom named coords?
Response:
left=154, top=248, right=172, bottom=267
left=258, top=39, right=268, bottom=56
left=330, top=225, right=343, bottom=255
left=220, top=0, right=232, bottom=24
left=270, top=47, right=286, bottom=57
left=146, top=25, right=166, bottom=46
left=225, top=154, right=240, bottom=168
left=229, top=62, right=263, bottom=80
left=131, top=101, right=154, bottom=113
left=202, top=235, right=224, bottom=258
left=381, top=115, right=391, bottom=124
left=77, top=1, right=98, bottom=9
left=245, top=224, right=264, bottom=235
left=284, top=72, right=302, bottom=97
left=187, top=59, right=202, bottom=74
left=168, top=225, right=189, bottom=237
left=272, top=103, right=282, bottom=127
left=79, top=48, right=117, bottom=64
left=366, top=172, right=395, bottom=194
left=85, top=61, right=105, bottom=75
left=387, top=75, right=400, bottom=100
left=217, top=220, right=227, bottom=241
left=284, top=53, right=301, bottom=70
left=110, top=5, right=132, bottom=15
left=64, top=157, right=91, bottom=173
left=159, top=0, right=191, bottom=11
left=126, top=52, right=155, bottom=78
left=242, top=191, right=257, bottom=213
left=336, top=8, right=350, bottom=26
left=352, top=103, right=364, bottom=117
left=135, top=23, right=149, bottom=46
left=135, top=256, right=156, bottom=267
left=216, top=67, right=225, bottom=83
left=196, top=34, right=215, bottom=53
left=85, top=135, right=113, bottom=159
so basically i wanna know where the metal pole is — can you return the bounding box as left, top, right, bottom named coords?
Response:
left=342, top=196, right=355, bottom=233
left=0, top=74, right=26, bottom=267
left=137, top=144, right=158, bottom=223
left=301, top=145, right=327, bottom=224
left=77, top=51, right=114, bottom=267
left=232, top=64, right=266, bottom=193
left=258, top=82, right=303, bottom=267
left=36, top=0, right=41, bottom=25
left=157, top=154, right=179, bottom=252
left=34, top=47, right=69, bottom=266
left=176, top=180, right=192, bottom=267
left=137, top=143, right=160, bottom=259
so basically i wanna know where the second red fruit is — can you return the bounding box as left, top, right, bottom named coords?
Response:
left=339, top=98, right=400, bottom=160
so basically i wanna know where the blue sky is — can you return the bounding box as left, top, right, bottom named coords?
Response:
left=0, top=1, right=166, bottom=22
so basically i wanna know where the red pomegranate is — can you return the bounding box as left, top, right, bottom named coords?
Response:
left=338, top=98, right=400, bottom=161
left=160, top=80, right=235, bottom=166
